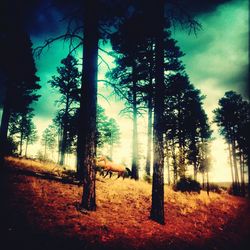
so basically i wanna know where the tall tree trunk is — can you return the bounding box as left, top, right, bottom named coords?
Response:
left=206, top=167, right=210, bottom=196
left=131, top=65, right=139, bottom=180
left=0, top=87, right=11, bottom=168
left=19, top=129, right=23, bottom=156
left=193, top=161, right=198, bottom=181
left=145, top=41, right=154, bottom=177
left=232, top=138, right=240, bottom=194
left=228, top=143, right=235, bottom=186
left=150, top=0, right=165, bottom=225
left=145, top=96, right=153, bottom=176
left=171, top=139, right=177, bottom=184
left=60, top=98, right=69, bottom=166
left=165, top=140, right=171, bottom=185
left=239, top=150, right=245, bottom=196
left=79, top=0, right=98, bottom=211
left=25, top=138, right=28, bottom=157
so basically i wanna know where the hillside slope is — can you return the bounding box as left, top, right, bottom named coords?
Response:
left=0, top=157, right=250, bottom=250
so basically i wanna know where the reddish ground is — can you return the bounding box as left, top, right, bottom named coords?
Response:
left=0, top=157, right=250, bottom=250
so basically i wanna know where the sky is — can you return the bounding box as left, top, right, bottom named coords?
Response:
left=0, top=0, right=249, bottom=182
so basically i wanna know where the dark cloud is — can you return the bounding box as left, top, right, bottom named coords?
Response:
left=181, top=0, right=233, bottom=16
left=172, top=0, right=249, bottom=115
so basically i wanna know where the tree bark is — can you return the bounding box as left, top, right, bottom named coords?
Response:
left=79, top=0, right=99, bottom=211
left=145, top=41, right=154, bottom=177
left=150, top=0, right=165, bottom=225
left=25, top=138, right=29, bottom=157
left=145, top=95, right=153, bottom=177
left=59, top=97, right=69, bottom=166
left=228, top=143, right=235, bottom=186
left=165, top=139, right=171, bottom=185
left=131, top=65, right=139, bottom=180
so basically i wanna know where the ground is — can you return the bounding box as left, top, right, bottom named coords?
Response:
left=0, top=157, right=250, bottom=250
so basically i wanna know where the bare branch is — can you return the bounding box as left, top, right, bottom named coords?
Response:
left=34, top=33, right=83, bottom=58
left=98, top=54, right=112, bottom=72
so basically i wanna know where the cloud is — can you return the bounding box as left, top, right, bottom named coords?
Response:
left=31, top=38, right=73, bottom=119
left=172, top=0, right=249, bottom=110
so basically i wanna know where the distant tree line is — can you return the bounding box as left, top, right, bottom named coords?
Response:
left=213, top=91, right=250, bottom=196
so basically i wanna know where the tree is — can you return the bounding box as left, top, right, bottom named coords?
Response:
left=41, top=125, right=57, bottom=160
left=0, top=30, right=40, bottom=167
left=8, top=111, right=38, bottom=157
left=49, top=55, right=81, bottom=166
left=96, top=106, right=120, bottom=159
left=214, top=91, right=249, bottom=196
left=24, top=121, right=38, bottom=157
left=149, top=0, right=166, bottom=225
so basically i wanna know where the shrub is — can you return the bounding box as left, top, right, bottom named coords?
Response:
left=207, top=183, right=225, bottom=194
left=173, top=177, right=201, bottom=194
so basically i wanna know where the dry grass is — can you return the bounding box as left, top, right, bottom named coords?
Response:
left=3, top=156, right=250, bottom=250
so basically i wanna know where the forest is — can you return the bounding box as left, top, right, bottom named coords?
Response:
left=0, top=0, right=249, bottom=250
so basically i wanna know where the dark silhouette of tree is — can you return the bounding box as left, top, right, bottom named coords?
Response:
left=0, top=29, right=40, bottom=167
left=49, top=55, right=81, bottom=166
left=8, top=111, right=38, bottom=157
left=213, top=91, right=249, bottom=196
left=164, top=73, right=212, bottom=183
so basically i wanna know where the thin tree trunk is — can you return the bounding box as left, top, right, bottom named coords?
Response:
left=150, top=0, right=165, bottom=225
left=131, top=65, right=139, bottom=180
left=193, top=157, right=198, bottom=181
left=239, top=150, right=245, bottom=196
left=232, top=138, right=240, bottom=194
left=79, top=0, right=99, bottom=211
left=145, top=96, right=153, bottom=176
left=19, top=130, right=23, bottom=156
left=228, top=143, right=235, bottom=186
left=60, top=97, right=69, bottom=166
left=206, top=168, right=210, bottom=196
left=165, top=140, right=171, bottom=185
left=145, top=41, right=154, bottom=177
left=25, top=138, right=28, bottom=157
left=0, top=87, right=11, bottom=168
left=171, top=139, right=177, bottom=184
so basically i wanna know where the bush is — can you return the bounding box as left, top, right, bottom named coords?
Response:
left=173, top=177, right=201, bottom=194
left=207, top=183, right=224, bottom=194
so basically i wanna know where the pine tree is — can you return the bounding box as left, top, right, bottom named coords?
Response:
left=49, top=55, right=81, bottom=166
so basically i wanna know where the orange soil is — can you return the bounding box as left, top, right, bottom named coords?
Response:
left=1, top=157, right=250, bottom=250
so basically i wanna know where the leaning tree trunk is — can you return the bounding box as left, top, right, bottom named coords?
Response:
left=79, top=0, right=99, bottom=211
left=0, top=87, right=11, bottom=168
left=131, top=65, right=139, bottom=180
left=150, top=0, right=165, bottom=225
